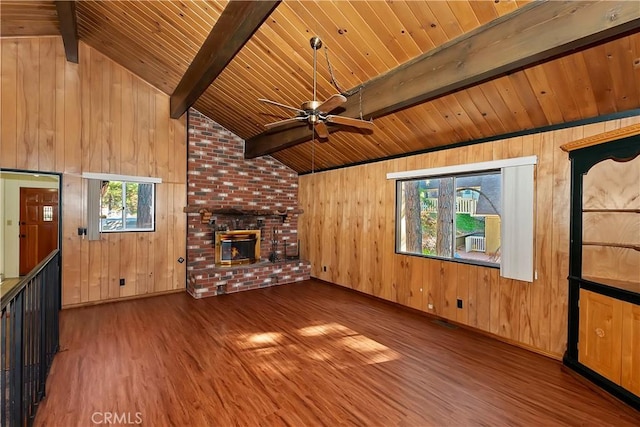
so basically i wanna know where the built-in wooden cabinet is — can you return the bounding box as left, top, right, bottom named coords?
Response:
left=564, top=131, right=639, bottom=410
left=578, top=289, right=623, bottom=383
left=622, top=302, right=640, bottom=396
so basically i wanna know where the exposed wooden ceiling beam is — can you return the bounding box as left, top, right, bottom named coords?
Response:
left=55, top=0, right=78, bottom=63
left=170, top=0, right=280, bottom=119
left=245, top=0, right=640, bottom=159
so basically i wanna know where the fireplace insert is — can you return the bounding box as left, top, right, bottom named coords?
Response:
left=214, top=230, right=261, bottom=266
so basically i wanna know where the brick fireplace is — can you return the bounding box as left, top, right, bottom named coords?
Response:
left=186, top=109, right=310, bottom=298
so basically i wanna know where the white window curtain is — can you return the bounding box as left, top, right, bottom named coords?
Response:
left=500, top=164, right=535, bottom=282
left=387, top=155, right=537, bottom=283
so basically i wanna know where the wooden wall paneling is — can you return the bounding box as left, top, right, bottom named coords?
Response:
left=120, top=69, right=136, bottom=176
left=421, top=259, right=434, bottom=315
left=173, top=183, right=187, bottom=290
left=311, top=172, right=325, bottom=279
left=531, top=132, right=552, bottom=352
left=153, top=183, right=168, bottom=292
left=88, top=239, right=103, bottom=302
left=119, top=233, right=137, bottom=298
left=79, top=179, right=90, bottom=302
left=62, top=175, right=82, bottom=306
left=1, top=40, right=18, bottom=168
left=371, top=163, right=385, bottom=297
left=16, top=38, right=39, bottom=171
left=621, top=301, right=640, bottom=396
left=390, top=158, right=407, bottom=302
left=441, top=259, right=458, bottom=321
left=2, top=37, right=187, bottom=305
left=360, top=165, right=374, bottom=293
left=38, top=37, right=55, bottom=172
left=475, top=266, right=491, bottom=332
left=88, top=45, right=104, bottom=174
left=298, top=175, right=311, bottom=268
left=379, top=159, right=399, bottom=302
left=165, top=184, right=176, bottom=290
left=406, top=256, right=424, bottom=311
left=135, top=233, right=149, bottom=295
left=108, top=233, right=121, bottom=299
left=549, top=128, right=574, bottom=355
left=353, top=166, right=366, bottom=291
left=327, top=169, right=340, bottom=285
left=54, top=38, right=66, bottom=172
left=63, top=44, right=81, bottom=175
left=456, top=263, right=470, bottom=325
left=100, top=234, right=110, bottom=300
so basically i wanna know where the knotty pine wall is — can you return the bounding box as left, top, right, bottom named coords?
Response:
left=299, top=115, right=640, bottom=359
left=0, top=37, right=187, bottom=307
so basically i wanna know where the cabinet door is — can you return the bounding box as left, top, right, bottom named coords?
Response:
left=578, top=289, right=623, bottom=384
left=621, top=302, right=640, bottom=396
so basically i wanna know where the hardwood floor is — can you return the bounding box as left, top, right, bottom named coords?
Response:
left=35, top=280, right=639, bottom=426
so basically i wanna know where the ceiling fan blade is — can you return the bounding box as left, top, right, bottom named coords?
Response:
left=326, top=115, right=374, bottom=131
left=264, top=116, right=307, bottom=130
left=314, top=121, right=329, bottom=139
left=318, top=94, right=347, bottom=113
left=259, top=98, right=305, bottom=114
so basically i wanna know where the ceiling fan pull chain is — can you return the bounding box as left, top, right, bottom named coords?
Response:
left=359, top=86, right=363, bottom=120
left=324, top=45, right=346, bottom=94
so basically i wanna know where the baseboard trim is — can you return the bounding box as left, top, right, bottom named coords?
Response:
left=312, top=278, right=563, bottom=361
left=62, top=288, right=185, bottom=309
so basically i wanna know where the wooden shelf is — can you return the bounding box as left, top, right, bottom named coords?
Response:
left=582, top=275, right=640, bottom=294
left=183, top=206, right=304, bottom=224
left=582, top=209, right=640, bottom=213
left=582, top=242, right=640, bottom=251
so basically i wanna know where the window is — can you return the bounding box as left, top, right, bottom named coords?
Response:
left=396, top=171, right=501, bottom=267
left=99, top=180, right=155, bottom=232
left=389, top=156, right=537, bottom=282
left=83, top=172, right=161, bottom=238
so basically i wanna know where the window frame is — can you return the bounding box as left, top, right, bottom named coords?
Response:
left=394, top=169, right=501, bottom=269
left=83, top=172, right=161, bottom=237
left=99, top=180, right=157, bottom=233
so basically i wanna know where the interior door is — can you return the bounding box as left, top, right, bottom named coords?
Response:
left=19, top=188, right=59, bottom=276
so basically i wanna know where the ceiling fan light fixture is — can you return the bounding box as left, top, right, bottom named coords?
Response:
left=258, top=36, right=374, bottom=141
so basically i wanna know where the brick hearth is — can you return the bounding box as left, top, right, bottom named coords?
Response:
left=186, top=109, right=310, bottom=298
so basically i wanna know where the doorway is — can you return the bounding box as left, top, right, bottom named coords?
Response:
left=19, top=188, right=59, bottom=275
left=1, top=171, right=60, bottom=279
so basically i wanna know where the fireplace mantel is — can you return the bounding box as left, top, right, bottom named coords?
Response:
left=183, top=206, right=304, bottom=224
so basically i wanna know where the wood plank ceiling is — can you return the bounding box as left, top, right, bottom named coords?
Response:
left=2, top=1, right=639, bottom=173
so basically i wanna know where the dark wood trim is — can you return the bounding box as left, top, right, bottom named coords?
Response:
left=55, top=1, right=79, bottom=63
left=245, top=1, right=640, bottom=158
left=298, top=109, right=640, bottom=176
left=170, top=1, right=280, bottom=119
left=563, top=356, right=640, bottom=410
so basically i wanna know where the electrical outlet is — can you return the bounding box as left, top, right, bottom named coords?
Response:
left=119, top=278, right=125, bottom=287
left=428, top=303, right=434, bottom=310
left=323, top=266, right=327, bottom=272
left=457, top=298, right=463, bottom=309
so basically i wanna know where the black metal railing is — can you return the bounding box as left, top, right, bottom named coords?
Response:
left=1, top=250, right=60, bottom=427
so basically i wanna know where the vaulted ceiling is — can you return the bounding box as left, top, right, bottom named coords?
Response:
left=1, top=1, right=639, bottom=173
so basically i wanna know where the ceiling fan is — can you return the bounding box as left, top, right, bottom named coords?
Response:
left=258, top=36, right=373, bottom=140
